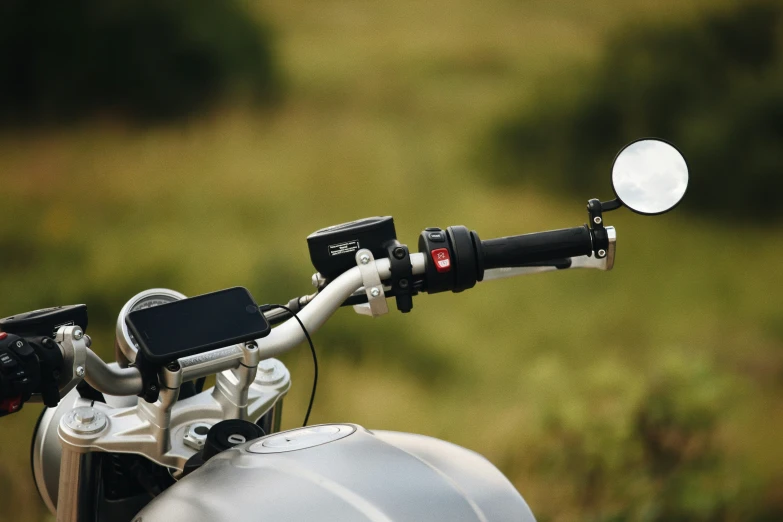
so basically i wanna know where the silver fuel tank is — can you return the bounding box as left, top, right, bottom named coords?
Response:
left=136, top=424, right=536, bottom=521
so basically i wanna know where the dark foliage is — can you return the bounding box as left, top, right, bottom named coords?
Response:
left=0, top=0, right=279, bottom=124
left=494, top=0, right=783, bottom=222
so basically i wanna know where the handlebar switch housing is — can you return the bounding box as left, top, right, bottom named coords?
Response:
left=418, top=226, right=483, bottom=294
left=446, top=226, right=484, bottom=292
left=418, top=228, right=454, bottom=294
left=0, top=333, right=42, bottom=415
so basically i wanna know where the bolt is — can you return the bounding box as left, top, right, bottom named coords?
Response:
left=359, top=254, right=370, bottom=264
left=597, top=249, right=607, bottom=258
left=166, top=361, right=180, bottom=372
left=75, top=365, right=85, bottom=377
left=399, top=279, right=409, bottom=289
left=74, top=409, right=95, bottom=424
left=149, top=384, right=157, bottom=392
left=65, top=407, right=107, bottom=434
left=73, top=329, right=83, bottom=340
left=392, top=247, right=406, bottom=260
left=370, top=287, right=381, bottom=297
left=593, top=216, right=602, bottom=225
left=245, top=341, right=257, bottom=350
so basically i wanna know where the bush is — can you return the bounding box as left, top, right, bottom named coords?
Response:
left=493, top=0, right=783, bottom=222
left=0, top=0, right=279, bottom=124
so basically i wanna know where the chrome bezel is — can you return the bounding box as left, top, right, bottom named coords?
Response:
left=115, top=288, right=187, bottom=364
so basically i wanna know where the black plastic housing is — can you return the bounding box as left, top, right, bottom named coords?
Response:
left=0, top=304, right=88, bottom=338
left=307, top=216, right=397, bottom=280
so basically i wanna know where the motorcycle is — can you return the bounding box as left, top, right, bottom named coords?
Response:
left=0, top=138, right=688, bottom=522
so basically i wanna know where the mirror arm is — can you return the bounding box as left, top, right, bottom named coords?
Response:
left=600, top=198, right=622, bottom=212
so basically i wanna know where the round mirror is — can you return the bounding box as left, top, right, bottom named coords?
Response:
left=611, top=139, right=688, bottom=215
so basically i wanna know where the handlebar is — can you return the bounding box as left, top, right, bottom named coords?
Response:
left=0, top=223, right=615, bottom=405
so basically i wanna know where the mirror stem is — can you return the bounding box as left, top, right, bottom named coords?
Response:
left=600, top=199, right=622, bottom=212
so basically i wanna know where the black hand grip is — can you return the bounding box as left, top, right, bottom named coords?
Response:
left=481, top=226, right=593, bottom=269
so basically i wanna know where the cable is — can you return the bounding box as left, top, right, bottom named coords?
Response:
left=259, top=304, right=318, bottom=427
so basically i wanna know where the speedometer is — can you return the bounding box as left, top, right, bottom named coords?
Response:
left=114, top=288, right=187, bottom=365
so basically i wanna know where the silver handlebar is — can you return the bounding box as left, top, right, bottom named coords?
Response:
left=77, top=229, right=614, bottom=397
left=84, top=349, right=143, bottom=395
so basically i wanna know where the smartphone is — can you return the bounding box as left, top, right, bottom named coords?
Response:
left=126, top=287, right=271, bottom=365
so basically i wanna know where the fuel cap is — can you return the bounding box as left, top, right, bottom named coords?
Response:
left=247, top=424, right=356, bottom=454
left=202, top=419, right=265, bottom=461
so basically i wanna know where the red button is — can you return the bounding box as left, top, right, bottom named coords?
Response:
left=0, top=332, right=6, bottom=341
left=431, top=248, right=451, bottom=273
left=0, top=395, right=21, bottom=413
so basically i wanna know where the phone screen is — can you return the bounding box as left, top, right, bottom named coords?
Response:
left=126, top=287, right=271, bottom=365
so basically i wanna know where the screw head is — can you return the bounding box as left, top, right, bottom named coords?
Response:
left=392, top=247, right=406, bottom=260
left=370, top=287, right=381, bottom=297
left=399, top=279, right=409, bottom=289
left=597, top=249, right=607, bottom=258
left=75, top=365, right=85, bottom=377
left=73, top=329, right=84, bottom=340
left=359, top=254, right=370, bottom=264
left=593, top=216, right=602, bottom=224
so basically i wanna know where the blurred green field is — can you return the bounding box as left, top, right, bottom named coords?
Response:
left=1, top=0, right=781, bottom=520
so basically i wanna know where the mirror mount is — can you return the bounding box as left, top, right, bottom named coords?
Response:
left=586, top=198, right=613, bottom=259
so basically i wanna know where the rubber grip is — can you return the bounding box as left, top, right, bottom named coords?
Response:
left=481, top=226, right=593, bottom=269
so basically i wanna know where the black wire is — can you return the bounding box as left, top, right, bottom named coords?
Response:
left=261, top=304, right=318, bottom=427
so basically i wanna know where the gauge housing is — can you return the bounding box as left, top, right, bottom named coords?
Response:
left=115, top=289, right=187, bottom=365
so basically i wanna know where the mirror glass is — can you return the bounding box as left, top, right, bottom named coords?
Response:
left=611, top=139, right=688, bottom=215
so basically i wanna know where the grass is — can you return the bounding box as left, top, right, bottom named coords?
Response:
left=0, top=0, right=779, bottom=520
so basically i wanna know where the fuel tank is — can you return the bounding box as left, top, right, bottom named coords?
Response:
left=137, top=424, right=536, bottom=521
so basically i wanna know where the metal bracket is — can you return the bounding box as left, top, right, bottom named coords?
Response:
left=55, top=326, right=88, bottom=398
left=354, top=249, right=389, bottom=317
left=587, top=198, right=609, bottom=259
left=55, top=356, right=291, bottom=471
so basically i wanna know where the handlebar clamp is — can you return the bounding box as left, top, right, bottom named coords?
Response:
left=385, top=241, right=415, bottom=313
